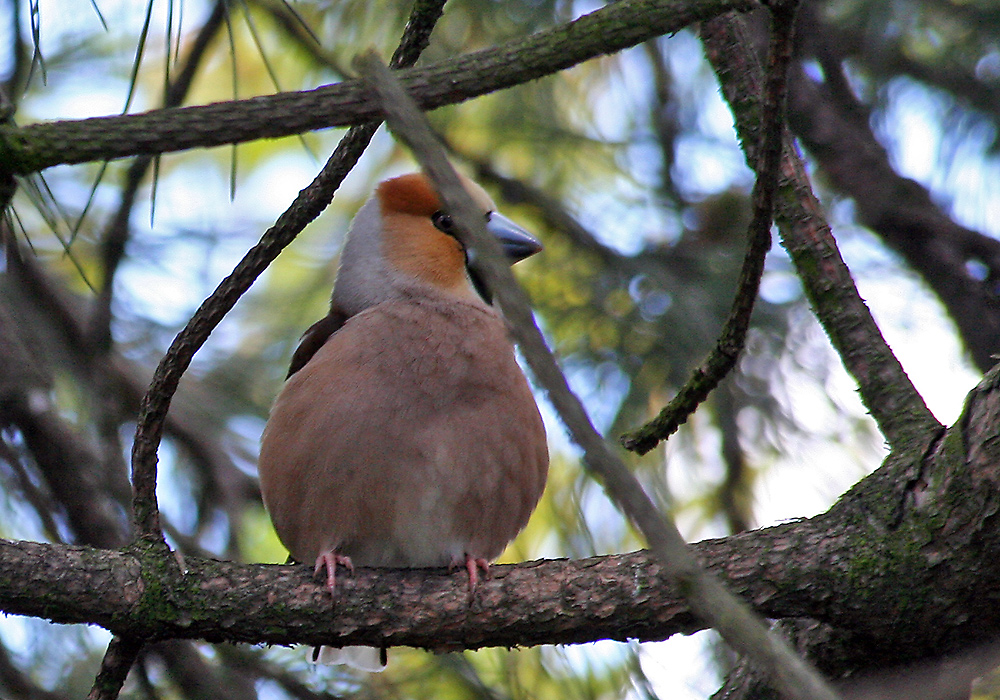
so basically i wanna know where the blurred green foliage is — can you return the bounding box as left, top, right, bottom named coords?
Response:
left=1, top=0, right=994, bottom=696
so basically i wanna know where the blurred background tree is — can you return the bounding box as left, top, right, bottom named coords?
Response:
left=0, top=0, right=997, bottom=698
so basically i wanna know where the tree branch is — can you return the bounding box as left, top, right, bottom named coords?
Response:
left=619, top=0, right=795, bottom=455
left=788, top=2, right=1000, bottom=373
left=701, top=11, right=942, bottom=452
left=3, top=353, right=1000, bottom=675
left=0, top=0, right=757, bottom=176
left=128, top=0, right=447, bottom=539
left=3, top=364, right=1000, bottom=676
left=355, top=12, right=839, bottom=695
left=87, top=636, right=143, bottom=700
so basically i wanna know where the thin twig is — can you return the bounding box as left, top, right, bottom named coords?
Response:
left=87, top=636, right=144, bottom=700
left=88, top=0, right=229, bottom=355
left=128, top=0, right=447, bottom=538
left=700, top=12, right=942, bottom=451
left=252, top=0, right=352, bottom=77
left=620, top=0, right=792, bottom=455
left=356, top=5, right=840, bottom=694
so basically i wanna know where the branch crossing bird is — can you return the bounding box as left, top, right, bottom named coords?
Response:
left=257, top=171, right=549, bottom=671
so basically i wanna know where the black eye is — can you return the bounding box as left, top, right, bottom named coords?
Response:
left=431, top=211, right=455, bottom=235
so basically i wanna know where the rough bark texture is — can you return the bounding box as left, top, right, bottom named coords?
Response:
left=701, top=10, right=941, bottom=449
left=787, top=0, right=1000, bottom=373
left=0, top=0, right=757, bottom=175
left=2, top=0, right=996, bottom=696
left=0, top=361, right=997, bottom=669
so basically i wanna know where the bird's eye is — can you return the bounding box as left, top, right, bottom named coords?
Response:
left=431, top=211, right=455, bottom=235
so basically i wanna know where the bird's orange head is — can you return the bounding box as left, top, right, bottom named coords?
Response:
left=332, top=172, right=541, bottom=314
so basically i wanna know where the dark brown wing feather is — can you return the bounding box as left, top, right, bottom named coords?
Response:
left=286, top=306, right=349, bottom=378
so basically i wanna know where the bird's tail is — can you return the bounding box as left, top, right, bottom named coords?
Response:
left=314, top=645, right=387, bottom=672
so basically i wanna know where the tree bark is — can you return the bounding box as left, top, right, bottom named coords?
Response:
left=0, top=0, right=756, bottom=175
left=0, top=364, right=997, bottom=673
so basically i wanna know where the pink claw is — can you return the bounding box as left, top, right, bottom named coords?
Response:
left=451, top=554, right=489, bottom=602
left=314, top=551, right=354, bottom=595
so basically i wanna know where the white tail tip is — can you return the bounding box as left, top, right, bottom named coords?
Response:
left=314, top=645, right=387, bottom=672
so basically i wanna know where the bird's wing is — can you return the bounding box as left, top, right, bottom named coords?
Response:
left=286, top=306, right=350, bottom=378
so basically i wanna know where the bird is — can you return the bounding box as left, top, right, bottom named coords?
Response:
left=257, top=171, right=549, bottom=671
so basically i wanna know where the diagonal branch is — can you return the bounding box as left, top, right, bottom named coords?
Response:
left=0, top=0, right=757, bottom=176
left=87, top=636, right=144, bottom=700
left=700, top=11, right=942, bottom=451
left=354, top=8, right=839, bottom=695
left=128, top=0, right=448, bottom=538
left=619, top=0, right=794, bottom=456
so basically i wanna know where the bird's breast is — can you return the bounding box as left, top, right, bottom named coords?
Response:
left=258, top=294, right=548, bottom=569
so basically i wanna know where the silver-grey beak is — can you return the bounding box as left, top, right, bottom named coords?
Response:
left=486, top=211, right=543, bottom=263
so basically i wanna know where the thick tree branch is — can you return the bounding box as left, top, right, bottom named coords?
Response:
left=701, top=11, right=942, bottom=451
left=3, top=350, right=1000, bottom=672
left=718, top=365, right=1000, bottom=700
left=356, top=12, right=839, bottom=696
left=0, top=0, right=757, bottom=176
left=0, top=540, right=906, bottom=649
left=788, top=2, right=1000, bottom=373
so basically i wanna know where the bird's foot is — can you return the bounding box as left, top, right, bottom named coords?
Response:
left=314, top=551, right=354, bottom=595
left=451, top=554, right=489, bottom=603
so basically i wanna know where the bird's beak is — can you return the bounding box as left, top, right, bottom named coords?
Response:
left=486, top=212, right=543, bottom=263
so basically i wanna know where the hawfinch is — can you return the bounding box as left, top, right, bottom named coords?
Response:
left=257, top=172, right=549, bottom=670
